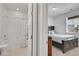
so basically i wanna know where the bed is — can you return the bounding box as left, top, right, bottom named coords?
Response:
left=50, top=34, right=78, bottom=53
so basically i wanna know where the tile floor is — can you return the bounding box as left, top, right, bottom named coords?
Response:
left=1, top=47, right=29, bottom=56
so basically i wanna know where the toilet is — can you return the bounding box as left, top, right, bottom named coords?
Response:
left=0, top=44, right=8, bottom=55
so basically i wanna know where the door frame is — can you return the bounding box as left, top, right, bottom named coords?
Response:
left=28, top=3, right=48, bottom=56
left=37, top=3, right=48, bottom=56
left=28, top=3, right=38, bottom=56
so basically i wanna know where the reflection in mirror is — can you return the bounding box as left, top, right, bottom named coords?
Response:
left=66, top=15, right=79, bottom=33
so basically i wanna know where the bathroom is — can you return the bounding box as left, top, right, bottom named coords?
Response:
left=0, top=3, right=32, bottom=56
left=48, top=3, right=79, bottom=56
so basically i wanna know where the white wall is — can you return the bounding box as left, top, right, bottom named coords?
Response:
left=0, top=4, right=8, bottom=44
left=53, top=16, right=66, bottom=34
left=48, top=16, right=54, bottom=26
left=6, top=10, right=28, bottom=49
left=0, top=3, right=28, bottom=48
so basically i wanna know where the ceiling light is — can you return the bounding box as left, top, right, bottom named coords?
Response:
left=52, top=8, right=57, bottom=11
left=16, top=8, right=19, bottom=11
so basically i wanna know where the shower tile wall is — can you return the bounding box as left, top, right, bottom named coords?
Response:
left=7, top=18, right=27, bottom=49
left=0, top=4, right=28, bottom=49
left=0, top=4, right=8, bottom=45
left=7, top=11, right=28, bottom=49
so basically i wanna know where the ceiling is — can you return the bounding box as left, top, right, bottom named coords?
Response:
left=3, top=3, right=79, bottom=17
left=48, top=3, right=79, bottom=17
left=3, top=3, right=28, bottom=13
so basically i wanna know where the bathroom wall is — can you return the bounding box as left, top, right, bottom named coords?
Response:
left=0, top=4, right=8, bottom=44
left=7, top=10, right=28, bottom=49
left=49, top=8, right=79, bottom=34
left=0, top=4, right=28, bottom=49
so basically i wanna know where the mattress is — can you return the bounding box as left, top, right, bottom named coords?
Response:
left=51, top=34, right=75, bottom=44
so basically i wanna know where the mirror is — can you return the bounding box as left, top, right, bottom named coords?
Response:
left=66, top=15, right=79, bottom=33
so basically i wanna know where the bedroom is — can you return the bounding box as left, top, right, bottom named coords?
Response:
left=48, top=3, right=79, bottom=56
